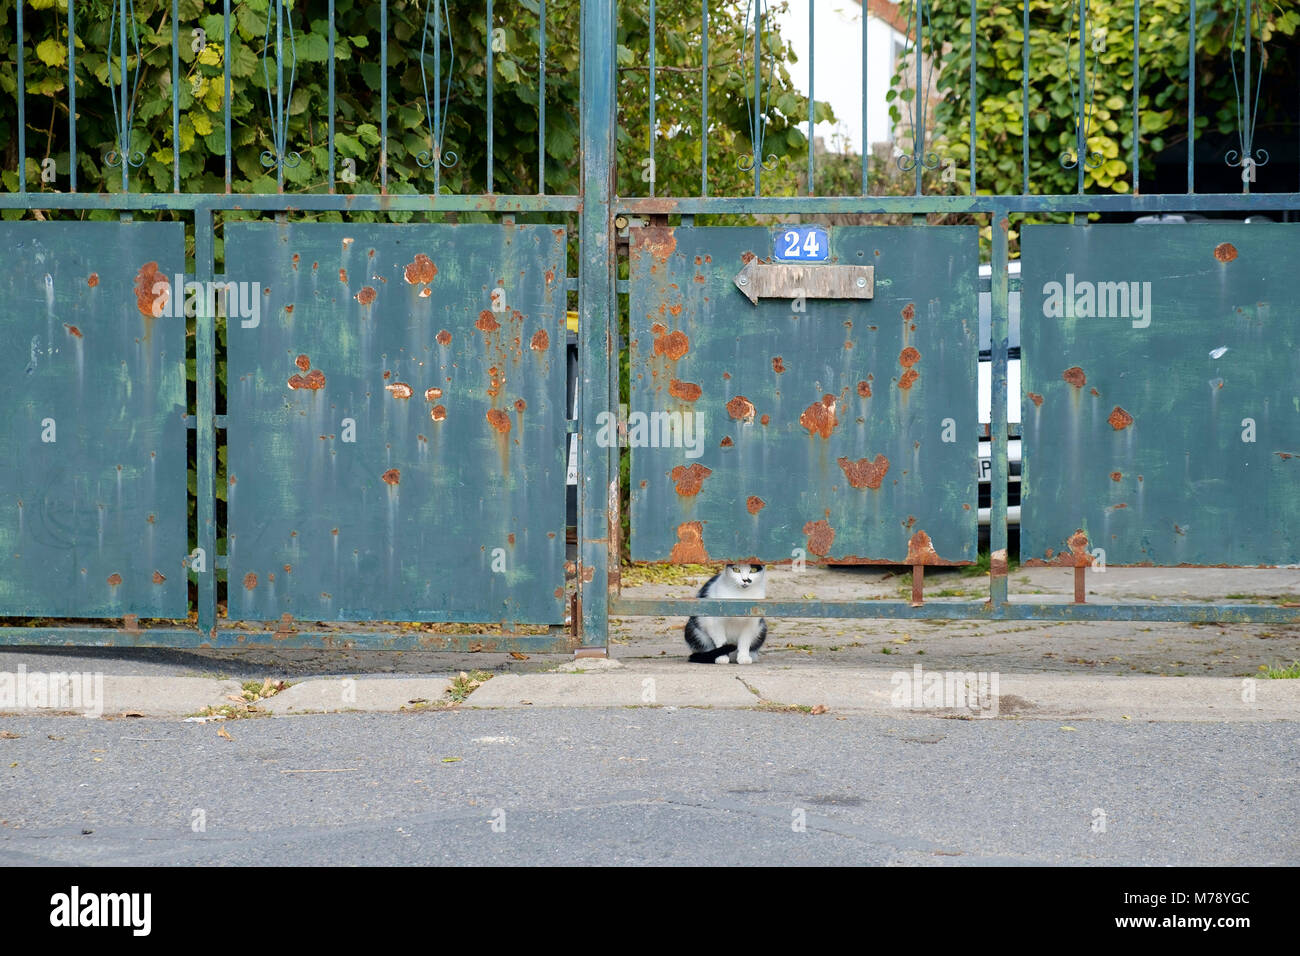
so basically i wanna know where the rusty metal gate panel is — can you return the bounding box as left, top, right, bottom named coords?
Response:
left=1020, top=223, right=1300, bottom=567
left=627, top=225, right=980, bottom=566
left=224, top=223, right=569, bottom=624
left=0, top=222, right=189, bottom=617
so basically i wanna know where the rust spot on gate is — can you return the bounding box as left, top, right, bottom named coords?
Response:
left=243, top=572, right=258, bottom=590
left=288, top=368, right=326, bottom=390
left=403, top=253, right=437, bottom=285
left=64, top=324, right=82, bottom=338
left=990, top=549, right=1008, bottom=577
left=133, top=262, right=169, bottom=318
left=355, top=286, right=377, bottom=306
left=530, top=329, right=550, bottom=351
left=425, top=387, right=443, bottom=401
left=669, top=379, right=702, bottom=402
left=636, top=226, right=678, bottom=263
left=295, top=354, right=311, bottom=371
left=339, top=268, right=348, bottom=283
left=1063, top=367, right=1086, bottom=388
left=1028, top=392, right=1044, bottom=407
left=803, top=519, right=835, bottom=557
left=898, top=369, right=919, bottom=390
left=760, top=414, right=770, bottom=426
left=905, top=530, right=939, bottom=565
left=1213, top=242, right=1238, bottom=263
left=670, top=463, right=712, bottom=497
left=1025, top=529, right=1091, bottom=568
left=385, top=382, right=413, bottom=399
left=857, top=380, right=872, bottom=398
left=514, top=398, right=527, bottom=413
left=727, top=396, right=756, bottom=423
left=486, top=409, right=511, bottom=434
left=152, top=570, right=166, bottom=584
left=107, top=573, right=123, bottom=587
left=746, top=496, right=766, bottom=514
left=431, top=405, right=447, bottom=421
left=380, top=469, right=401, bottom=487
left=477, top=310, right=501, bottom=332
left=1107, top=406, right=1134, bottom=430
left=653, top=328, right=690, bottom=360
left=901, top=303, right=915, bottom=322
left=669, top=521, right=709, bottom=563
left=1110, top=471, right=1123, bottom=482
left=772, top=357, right=786, bottom=373
left=799, top=395, right=838, bottom=438
left=899, top=347, right=921, bottom=368
left=436, top=330, right=453, bottom=346
left=87, top=273, right=99, bottom=287
left=720, top=436, right=734, bottom=447
left=837, top=454, right=890, bottom=490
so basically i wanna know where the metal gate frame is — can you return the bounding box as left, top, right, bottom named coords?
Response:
left=597, top=0, right=1300, bottom=643
left=3, top=1, right=1300, bottom=655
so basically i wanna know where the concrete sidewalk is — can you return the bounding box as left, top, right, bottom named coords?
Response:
left=1, top=659, right=1296, bottom=721
left=0, top=565, right=1296, bottom=721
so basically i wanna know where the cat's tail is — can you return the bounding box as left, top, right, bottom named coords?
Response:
left=688, top=644, right=737, bottom=664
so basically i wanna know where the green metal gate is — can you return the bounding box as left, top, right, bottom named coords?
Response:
left=2, top=0, right=1300, bottom=655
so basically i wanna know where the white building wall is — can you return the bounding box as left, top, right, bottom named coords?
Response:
left=772, top=0, right=906, bottom=155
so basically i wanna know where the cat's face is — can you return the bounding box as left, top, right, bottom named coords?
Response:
left=725, top=564, right=764, bottom=589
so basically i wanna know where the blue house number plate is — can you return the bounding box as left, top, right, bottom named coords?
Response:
left=773, top=225, right=829, bottom=261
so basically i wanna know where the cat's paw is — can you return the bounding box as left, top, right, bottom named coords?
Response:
left=737, top=654, right=753, bottom=665
left=714, top=654, right=730, bottom=664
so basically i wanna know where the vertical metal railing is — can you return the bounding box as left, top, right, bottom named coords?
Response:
left=169, top=0, right=177, bottom=193
left=380, top=0, right=389, bottom=192
left=968, top=0, right=976, bottom=195
left=860, top=3, right=868, bottom=194
left=1188, top=0, right=1196, bottom=194
left=68, top=0, right=77, bottom=191
left=223, top=0, right=232, bottom=192
left=1021, top=0, right=1029, bottom=194
left=486, top=0, right=495, bottom=193
left=1132, top=0, right=1140, bottom=194
left=648, top=0, right=656, bottom=197
left=328, top=0, right=336, bottom=192
left=806, top=0, right=813, bottom=195
left=15, top=0, right=24, bottom=192
left=538, top=0, right=547, bottom=193
left=700, top=0, right=709, bottom=196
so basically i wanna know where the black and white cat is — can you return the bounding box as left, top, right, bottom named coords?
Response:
left=684, top=564, right=767, bottom=664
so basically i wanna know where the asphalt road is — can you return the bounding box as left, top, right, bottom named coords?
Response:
left=1, top=710, right=1296, bottom=866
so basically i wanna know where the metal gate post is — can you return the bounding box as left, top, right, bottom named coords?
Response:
left=575, top=0, right=617, bottom=655
left=195, top=206, right=218, bottom=641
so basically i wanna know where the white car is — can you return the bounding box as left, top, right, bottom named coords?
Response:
left=977, top=261, right=1021, bottom=531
